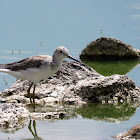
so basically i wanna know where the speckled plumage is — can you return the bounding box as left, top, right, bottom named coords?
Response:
left=0, top=55, right=52, bottom=71
left=0, top=46, right=80, bottom=110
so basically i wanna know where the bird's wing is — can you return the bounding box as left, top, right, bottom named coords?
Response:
left=0, top=55, right=51, bottom=71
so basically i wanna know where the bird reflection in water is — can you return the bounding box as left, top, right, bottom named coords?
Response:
left=23, top=120, right=43, bottom=140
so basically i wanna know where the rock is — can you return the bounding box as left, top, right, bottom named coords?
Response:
left=0, top=103, right=77, bottom=133
left=115, top=123, right=140, bottom=140
left=0, top=61, right=100, bottom=104
left=0, top=103, right=29, bottom=133
left=80, top=37, right=140, bottom=60
left=73, top=75, right=140, bottom=103
left=0, top=61, right=139, bottom=104
left=0, top=102, right=77, bottom=133
left=30, top=112, right=66, bottom=121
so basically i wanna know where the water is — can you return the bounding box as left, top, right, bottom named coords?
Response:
left=0, top=0, right=140, bottom=139
left=0, top=103, right=140, bottom=140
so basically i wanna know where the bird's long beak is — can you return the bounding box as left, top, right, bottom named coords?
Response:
left=67, top=55, right=81, bottom=63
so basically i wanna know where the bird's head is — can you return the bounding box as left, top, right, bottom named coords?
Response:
left=53, top=46, right=81, bottom=62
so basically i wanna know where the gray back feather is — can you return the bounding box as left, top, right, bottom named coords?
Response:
left=0, top=55, right=51, bottom=71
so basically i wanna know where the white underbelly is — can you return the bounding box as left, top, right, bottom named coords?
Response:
left=5, top=66, right=61, bottom=84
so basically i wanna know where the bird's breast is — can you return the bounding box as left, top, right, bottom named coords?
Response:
left=28, top=63, right=62, bottom=83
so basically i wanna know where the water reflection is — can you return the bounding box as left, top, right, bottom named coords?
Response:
left=22, top=120, right=43, bottom=140
left=27, top=102, right=140, bottom=123
left=26, top=103, right=79, bottom=119
left=81, top=59, right=140, bottom=76
left=0, top=102, right=139, bottom=136
left=76, top=102, right=140, bottom=123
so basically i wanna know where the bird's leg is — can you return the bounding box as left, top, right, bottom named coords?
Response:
left=28, top=120, right=35, bottom=137
left=27, top=82, right=33, bottom=104
left=33, top=120, right=37, bottom=136
left=32, top=84, right=36, bottom=112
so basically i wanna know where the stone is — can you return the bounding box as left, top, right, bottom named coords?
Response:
left=73, top=74, right=140, bottom=103
left=80, top=37, right=140, bottom=60
left=0, top=103, right=29, bottom=133
left=115, top=123, right=140, bottom=140
left=30, top=112, right=66, bottom=121
left=0, top=61, right=139, bottom=104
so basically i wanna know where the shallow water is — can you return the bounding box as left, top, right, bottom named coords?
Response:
left=0, top=0, right=140, bottom=139
left=0, top=103, right=140, bottom=140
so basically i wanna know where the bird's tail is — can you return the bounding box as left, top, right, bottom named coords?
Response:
left=0, top=69, right=10, bottom=73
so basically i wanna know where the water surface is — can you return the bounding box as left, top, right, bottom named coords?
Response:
left=0, top=0, right=140, bottom=139
left=0, top=103, right=140, bottom=140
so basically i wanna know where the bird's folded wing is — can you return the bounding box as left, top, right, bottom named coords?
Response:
left=0, top=55, right=50, bottom=71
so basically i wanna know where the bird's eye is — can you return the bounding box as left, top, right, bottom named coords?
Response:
left=60, top=50, right=62, bottom=53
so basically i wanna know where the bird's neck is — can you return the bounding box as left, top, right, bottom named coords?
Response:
left=52, top=54, right=63, bottom=67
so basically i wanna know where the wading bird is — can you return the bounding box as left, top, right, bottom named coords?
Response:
left=0, top=46, right=80, bottom=110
